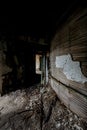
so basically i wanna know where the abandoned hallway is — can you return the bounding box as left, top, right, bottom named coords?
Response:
left=0, top=1, right=87, bottom=130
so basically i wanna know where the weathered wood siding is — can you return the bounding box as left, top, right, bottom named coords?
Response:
left=50, top=77, right=87, bottom=120
left=50, top=8, right=87, bottom=120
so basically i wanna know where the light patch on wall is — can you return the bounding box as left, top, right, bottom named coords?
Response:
left=55, top=54, right=87, bottom=83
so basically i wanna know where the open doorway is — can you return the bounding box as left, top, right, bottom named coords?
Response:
left=35, top=54, right=42, bottom=84
left=36, top=54, right=42, bottom=74
left=35, top=53, right=49, bottom=85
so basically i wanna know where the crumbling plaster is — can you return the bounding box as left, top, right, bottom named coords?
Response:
left=55, top=54, right=87, bottom=83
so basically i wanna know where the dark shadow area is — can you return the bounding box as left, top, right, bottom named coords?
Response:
left=2, top=73, right=41, bottom=95
left=0, top=40, right=44, bottom=95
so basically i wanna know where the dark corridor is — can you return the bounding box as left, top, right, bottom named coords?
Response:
left=0, top=0, right=86, bottom=94
left=1, top=40, right=47, bottom=94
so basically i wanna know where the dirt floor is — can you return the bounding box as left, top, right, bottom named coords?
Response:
left=0, top=84, right=87, bottom=130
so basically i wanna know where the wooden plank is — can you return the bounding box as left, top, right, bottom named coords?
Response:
left=50, top=74, right=87, bottom=96
left=68, top=8, right=87, bottom=25
left=73, top=53, right=87, bottom=62
left=50, top=78, right=87, bottom=120
left=50, top=7, right=87, bottom=98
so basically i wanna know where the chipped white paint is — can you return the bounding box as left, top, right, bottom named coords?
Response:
left=55, top=54, right=87, bottom=83
left=56, top=55, right=70, bottom=68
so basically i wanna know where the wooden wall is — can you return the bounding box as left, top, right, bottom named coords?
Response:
left=50, top=7, right=87, bottom=120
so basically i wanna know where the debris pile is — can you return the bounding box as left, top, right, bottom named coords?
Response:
left=0, top=84, right=87, bottom=130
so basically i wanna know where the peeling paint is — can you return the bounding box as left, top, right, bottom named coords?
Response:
left=55, top=54, right=87, bottom=83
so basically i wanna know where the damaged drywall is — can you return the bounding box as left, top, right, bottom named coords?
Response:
left=55, top=54, right=87, bottom=83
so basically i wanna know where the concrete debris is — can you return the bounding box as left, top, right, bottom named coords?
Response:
left=0, top=84, right=87, bottom=130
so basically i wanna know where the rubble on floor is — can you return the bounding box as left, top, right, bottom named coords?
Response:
left=0, top=84, right=87, bottom=130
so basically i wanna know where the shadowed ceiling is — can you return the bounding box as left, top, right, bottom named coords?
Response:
left=0, top=0, right=85, bottom=44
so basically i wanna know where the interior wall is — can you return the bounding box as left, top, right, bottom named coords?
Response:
left=50, top=8, right=87, bottom=120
